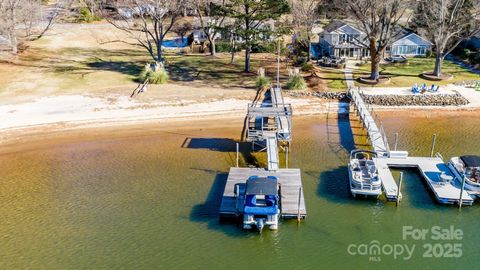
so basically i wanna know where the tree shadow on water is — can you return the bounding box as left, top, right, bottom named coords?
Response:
left=182, top=137, right=260, bottom=167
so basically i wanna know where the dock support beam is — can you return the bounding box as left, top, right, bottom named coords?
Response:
left=396, top=172, right=403, bottom=207
left=285, top=146, right=289, bottom=169
left=430, top=134, right=437, bottom=157
left=297, top=186, right=302, bottom=222
left=459, top=176, right=466, bottom=209
left=236, top=143, right=239, bottom=167
left=394, top=133, right=399, bottom=151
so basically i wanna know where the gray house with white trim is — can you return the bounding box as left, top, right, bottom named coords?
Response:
left=318, top=21, right=370, bottom=58
left=388, top=33, right=432, bottom=56
left=318, top=21, right=432, bottom=59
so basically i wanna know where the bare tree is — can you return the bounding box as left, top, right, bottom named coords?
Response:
left=106, top=0, right=185, bottom=65
left=289, top=0, right=322, bottom=61
left=0, top=0, right=67, bottom=54
left=412, top=0, right=480, bottom=77
left=346, top=0, right=409, bottom=81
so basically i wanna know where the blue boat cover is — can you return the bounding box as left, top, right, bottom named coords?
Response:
left=244, top=205, right=278, bottom=215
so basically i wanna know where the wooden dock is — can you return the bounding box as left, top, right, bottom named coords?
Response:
left=374, top=157, right=474, bottom=205
left=349, top=89, right=389, bottom=156
left=219, top=167, right=307, bottom=219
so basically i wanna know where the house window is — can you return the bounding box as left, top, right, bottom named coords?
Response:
left=417, top=46, right=426, bottom=55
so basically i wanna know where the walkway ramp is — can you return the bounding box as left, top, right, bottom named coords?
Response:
left=374, top=157, right=474, bottom=205
left=270, top=87, right=291, bottom=139
left=266, top=133, right=279, bottom=171
left=349, top=89, right=389, bottom=156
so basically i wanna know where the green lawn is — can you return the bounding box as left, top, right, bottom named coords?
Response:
left=313, top=66, right=347, bottom=91
left=354, top=58, right=479, bottom=88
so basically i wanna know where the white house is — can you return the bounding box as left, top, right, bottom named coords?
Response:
left=318, top=21, right=432, bottom=59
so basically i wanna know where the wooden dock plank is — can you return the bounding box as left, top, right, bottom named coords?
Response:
left=219, top=167, right=307, bottom=218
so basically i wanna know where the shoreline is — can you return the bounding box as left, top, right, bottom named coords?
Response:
left=1, top=93, right=480, bottom=151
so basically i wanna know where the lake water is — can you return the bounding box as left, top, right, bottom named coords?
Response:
left=1, top=112, right=480, bottom=269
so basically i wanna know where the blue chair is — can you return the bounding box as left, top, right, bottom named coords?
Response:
left=421, top=83, right=427, bottom=92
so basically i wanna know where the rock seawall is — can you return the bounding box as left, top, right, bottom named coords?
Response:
left=360, top=93, right=469, bottom=106
left=289, top=91, right=350, bottom=102
left=288, top=90, right=469, bottom=106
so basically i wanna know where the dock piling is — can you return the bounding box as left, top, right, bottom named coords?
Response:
left=396, top=172, right=403, bottom=207
left=459, top=176, right=466, bottom=208
left=236, top=143, right=239, bottom=167
left=394, top=133, right=399, bottom=151
left=430, top=134, right=437, bottom=157
left=297, top=186, right=302, bottom=222
left=285, top=146, right=289, bottom=169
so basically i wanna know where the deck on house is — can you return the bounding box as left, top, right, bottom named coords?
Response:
left=219, top=167, right=307, bottom=219
left=374, top=157, right=474, bottom=205
left=349, top=89, right=389, bottom=156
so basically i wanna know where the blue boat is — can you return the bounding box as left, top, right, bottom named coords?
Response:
left=235, top=176, right=280, bottom=231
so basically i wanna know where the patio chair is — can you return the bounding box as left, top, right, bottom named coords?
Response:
left=421, top=83, right=427, bottom=92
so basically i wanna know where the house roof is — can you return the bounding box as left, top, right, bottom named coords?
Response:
left=324, top=21, right=363, bottom=35
left=324, top=21, right=347, bottom=32
left=391, top=32, right=433, bottom=46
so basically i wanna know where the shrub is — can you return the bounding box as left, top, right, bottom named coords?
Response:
left=251, top=42, right=277, bottom=53
left=301, top=62, right=314, bottom=72
left=460, top=48, right=471, bottom=60
left=78, top=7, right=101, bottom=23
left=256, top=76, right=271, bottom=91
left=215, top=41, right=243, bottom=53
left=140, top=64, right=169, bottom=84
left=468, top=51, right=480, bottom=65
left=286, top=74, right=306, bottom=90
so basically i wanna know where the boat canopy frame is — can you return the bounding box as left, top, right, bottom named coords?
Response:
left=460, top=155, right=480, bottom=168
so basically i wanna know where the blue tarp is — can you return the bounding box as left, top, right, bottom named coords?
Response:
left=162, top=37, right=189, bottom=49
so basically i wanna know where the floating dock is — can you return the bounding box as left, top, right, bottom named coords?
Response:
left=219, top=167, right=307, bottom=219
left=349, top=88, right=472, bottom=205
left=375, top=157, right=473, bottom=205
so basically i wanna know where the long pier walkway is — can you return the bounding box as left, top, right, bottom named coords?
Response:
left=349, top=88, right=389, bottom=156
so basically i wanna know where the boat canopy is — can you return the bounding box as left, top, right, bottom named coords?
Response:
left=460, top=155, right=480, bottom=168
left=245, top=176, right=278, bottom=196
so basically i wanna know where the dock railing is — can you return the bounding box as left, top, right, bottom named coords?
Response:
left=348, top=87, right=391, bottom=156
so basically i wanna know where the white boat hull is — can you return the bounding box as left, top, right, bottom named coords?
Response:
left=448, top=161, right=480, bottom=196
left=349, top=165, right=382, bottom=197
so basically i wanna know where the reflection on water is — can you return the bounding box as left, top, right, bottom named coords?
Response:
left=1, top=113, right=480, bottom=269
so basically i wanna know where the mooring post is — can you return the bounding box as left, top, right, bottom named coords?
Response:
left=430, top=134, right=437, bottom=157
left=236, top=142, right=239, bottom=167
left=394, top=133, right=399, bottom=151
left=297, top=186, right=302, bottom=222
left=459, top=176, right=466, bottom=209
left=285, top=146, right=289, bottom=169
left=396, top=172, right=403, bottom=207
